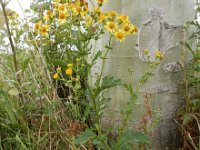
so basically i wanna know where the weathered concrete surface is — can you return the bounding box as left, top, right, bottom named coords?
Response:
left=92, top=0, right=195, bottom=149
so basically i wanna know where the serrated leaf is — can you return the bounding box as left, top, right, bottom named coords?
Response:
left=96, top=76, right=122, bottom=94
left=75, top=129, right=96, bottom=145
left=119, top=129, right=150, bottom=150
left=8, top=88, right=19, bottom=96
left=91, top=50, right=102, bottom=65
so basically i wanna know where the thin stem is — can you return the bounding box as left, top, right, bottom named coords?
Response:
left=97, top=35, right=113, bottom=86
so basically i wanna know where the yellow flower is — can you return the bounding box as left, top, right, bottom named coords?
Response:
left=39, top=25, right=49, bottom=37
left=106, top=21, right=117, bottom=32
left=59, top=11, right=68, bottom=24
left=47, top=10, right=55, bottom=17
left=155, top=50, right=161, bottom=57
left=53, top=73, right=59, bottom=79
left=43, top=10, right=55, bottom=20
left=155, top=50, right=164, bottom=59
left=114, top=30, right=125, bottom=42
left=74, top=6, right=82, bottom=14
left=93, top=7, right=102, bottom=16
left=65, top=68, right=73, bottom=76
left=123, top=24, right=131, bottom=35
left=108, top=11, right=117, bottom=18
left=73, top=5, right=87, bottom=16
left=58, top=4, right=66, bottom=12
left=98, top=14, right=106, bottom=23
left=97, top=0, right=107, bottom=6
left=34, top=21, right=41, bottom=31
left=130, top=25, right=138, bottom=34
left=117, top=15, right=129, bottom=23
left=67, top=64, right=73, bottom=68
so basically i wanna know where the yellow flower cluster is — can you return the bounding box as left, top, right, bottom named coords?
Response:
left=34, top=0, right=89, bottom=36
left=53, top=63, right=73, bottom=80
left=97, top=10, right=138, bottom=42
left=52, top=63, right=81, bottom=81
left=34, top=21, right=50, bottom=37
left=34, top=0, right=137, bottom=42
left=143, top=49, right=164, bottom=60
left=155, top=50, right=164, bottom=59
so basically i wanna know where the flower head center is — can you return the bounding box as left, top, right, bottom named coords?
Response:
left=76, top=7, right=82, bottom=13
left=59, top=13, right=65, bottom=19
left=109, top=22, right=115, bottom=29
left=124, top=25, right=130, bottom=32
left=116, top=32, right=124, bottom=39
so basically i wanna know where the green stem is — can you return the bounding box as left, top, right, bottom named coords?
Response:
left=86, top=84, right=111, bottom=150
left=97, top=35, right=113, bottom=86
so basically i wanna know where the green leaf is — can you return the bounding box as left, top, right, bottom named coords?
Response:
left=139, top=72, right=151, bottom=83
left=8, top=88, right=19, bottom=96
left=96, top=76, right=122, bottom=94
left=96, top=95, right=111, bottom=115
left=75, top=129, right=97, bottom=145
left=91, top=50, right=102, bottom=65
left=119, top=129, right=150, bottom=150
left=182, top=113, right=192, bottom=125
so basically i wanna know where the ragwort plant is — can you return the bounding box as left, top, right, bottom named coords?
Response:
left=31, top=0, right=163, bottom=149
left=0, top=0, right=163, bottom=149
